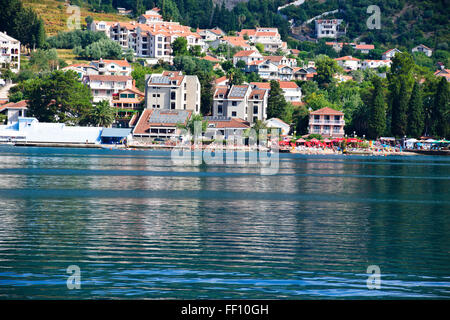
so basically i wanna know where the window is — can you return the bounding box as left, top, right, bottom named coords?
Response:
left=232, top=101, right=237, bottom=106
left=184, top=93, right=187, bottom=101
left=232, top=111, right=237, bottom=117
left=218, top=105, right=223, bottom=114
left=171, top=102, right=176, bottom=109
left=253, top=106, right=258, bottom=114
left=171, top=92, right=176, bottom=100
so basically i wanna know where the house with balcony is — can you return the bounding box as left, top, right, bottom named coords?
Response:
left=90, top=59, right=132, bottom=76
left=144, top=71, right=200, bottom=114
left=334, top=56, right=360, bottom=71
left=0, top=31, right=20, bottom=73
left=213, top=84, right=268, bottom=124
left=308, top=107, right=345, bottom=137
left=315, top=19, right=346, bottom=39
left=238, top=28, right=287, bottom=53
left=83, top=74, right=134, bottom=103
left=203, top=116, right=250, bottom=140
left=233, top=50, right=264, bottom=67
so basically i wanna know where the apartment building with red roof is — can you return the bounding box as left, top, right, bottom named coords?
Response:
left=308, top=107, right=345, bottom=137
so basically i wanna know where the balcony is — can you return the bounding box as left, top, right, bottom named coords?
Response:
left=312, top=119, right=345, bottom=125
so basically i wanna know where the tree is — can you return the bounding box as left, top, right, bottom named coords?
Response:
left=178, top=113, right=208, bottom=135
left=388, top=53, right=415, bottom=137
left=407, top=82, right=424, bottom=137
left=292, top=105, right=310, bottom=135
left=236, top=60, right=246, bottom=70
left=171, top=37, right=188, bottom=56
left=75, top=38, right=123, bottom=60
left=367, top=77, right=386, bottom=139
left=189, top=45, right=203, bottom=57
left=18, top=70, right=93, bottom=124
left=314, top=56, right=340, bottom=88
left=29, top=49, right=62, bottom=72
left=267, top=80, right=288, bottom=120
left=432, top=77, right=449, bottom=138
left=85, top=16, right=94, bottom=26
left=83, top=100, right=116, bottom=127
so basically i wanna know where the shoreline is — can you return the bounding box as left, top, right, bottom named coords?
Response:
left=0, top=143, right=439, bottom=157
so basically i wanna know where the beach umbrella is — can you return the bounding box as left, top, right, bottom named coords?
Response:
left=310, top=138, right=319, bottom=144
left=324, top=138, right=332, bottom=143
left=296, top=138, right=306, bottom=143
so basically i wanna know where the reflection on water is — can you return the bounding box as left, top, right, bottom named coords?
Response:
left=0, top=146, right=449, bottom=299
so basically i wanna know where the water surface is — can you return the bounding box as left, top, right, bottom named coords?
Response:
left=0, top=146, right=448, bottom=299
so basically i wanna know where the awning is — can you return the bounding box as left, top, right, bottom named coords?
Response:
left=101, top=128, right=132, bottom=138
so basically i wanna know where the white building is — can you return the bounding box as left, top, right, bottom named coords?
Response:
left=334, top=56, right=360, bottom=70
left=145, top=71, right=201, bottom=114
left=87, top=21, right=115, bottom=35
left=382, top=48, right=401, bottom=60
left=0, top=31, right=20, bottom=73
left=0, top=117, right=102, bottom=144
left=251, top=81, right=302, bottom=103
left=412, top=44, right=433, bottom=57
left=265, top=118, right=290, bottom=135
left=238, top=28, right=287, bottom=53
left=61, top=63, right=98, bottom=80
left=83, top=74, right=134, bottom=103
left=90, top=59, right=132, bottom=76
left=315, top=19, right=346, bottom=39
left=137, top=8, right=164, bottom=24
left=233, top=50, right=264, bottom=66
left=360, top=59, right=392, bottom=70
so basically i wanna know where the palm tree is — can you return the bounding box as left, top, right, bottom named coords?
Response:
left=90, top=100, right=116, bottom=127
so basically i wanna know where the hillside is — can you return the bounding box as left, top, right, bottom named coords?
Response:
left=22, top=0, right=131, bottom=35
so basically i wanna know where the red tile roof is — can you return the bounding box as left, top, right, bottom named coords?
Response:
left=278, top=81, right=299, bottom=89
left=250, top=82, right=271, bottom=89
left=206, top=118, right=250, bottom=129
left=234, top=50, right=258, bottom=57
left=249, top=89, right=267, bottom=100
left=202, top=55, right=220, bottom=62
left=0, top=100, right=28, bottom=112
left=335, top=56, right=360, bottom=61
left=310, top=107, right=344, bottom=115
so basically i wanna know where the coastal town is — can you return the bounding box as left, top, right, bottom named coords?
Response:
left=0, top=2, right=449, bottom=155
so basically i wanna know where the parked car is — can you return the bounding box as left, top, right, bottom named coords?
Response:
left=0, top=79, right=6, bottom=86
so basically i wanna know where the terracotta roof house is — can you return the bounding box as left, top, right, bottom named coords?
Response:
left=0, top=100, right=28, bottom=124
left=133, top=109, right=192, bottom=139
left=308, top=107, right=345, bottom=137
left=203, top=116, right=250, bottom=139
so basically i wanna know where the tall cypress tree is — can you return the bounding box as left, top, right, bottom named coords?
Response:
left=367, top=77, right=386, bottom=139
left=407, top=82, right=424, bottom=138
left=432, top=77, right=449, bottom=138
left=267, top=80, right=288, bottom=120
left=388, top=53, right=414, bottom=137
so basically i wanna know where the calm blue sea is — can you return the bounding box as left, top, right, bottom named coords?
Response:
left=0, top=146, right=449, bottom=299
